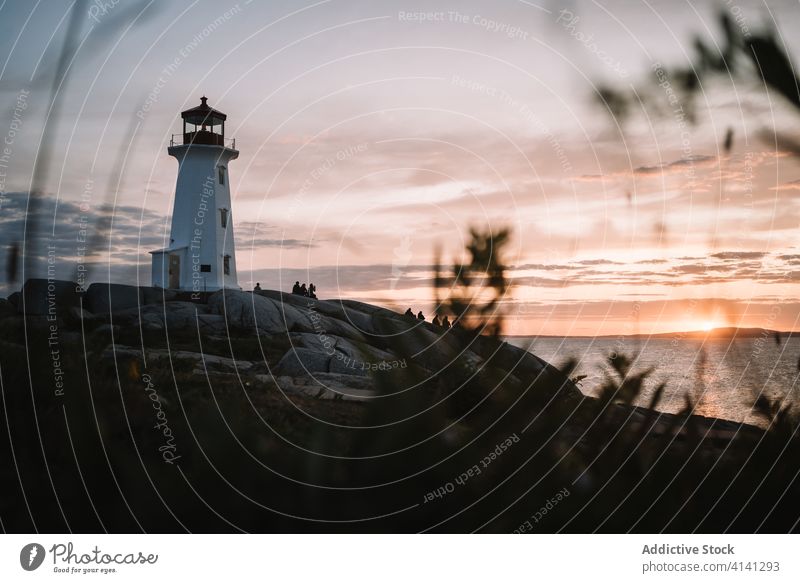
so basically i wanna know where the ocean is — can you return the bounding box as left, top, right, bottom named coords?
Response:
left=508, top=335, right=800, bottom=427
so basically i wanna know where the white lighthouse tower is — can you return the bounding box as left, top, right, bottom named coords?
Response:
left=151, top=96, right=239, bottom=292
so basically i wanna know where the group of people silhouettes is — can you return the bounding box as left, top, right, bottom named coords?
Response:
left=404, top=308, right=451, bottom=329
left=292, top=281, right=317, bottom=299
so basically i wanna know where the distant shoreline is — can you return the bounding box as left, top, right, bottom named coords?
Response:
left=505, top=327, right=800, bottom=340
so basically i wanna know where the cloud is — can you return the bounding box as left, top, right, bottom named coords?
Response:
left=499, top=250, right=799, bottom=290
left=573, top=173, right=609, bottom=183
left=245, top=238, right=316, bottom=249
left=637, top=258, right=668, bottom=264
left=512, top=262, right=577, bottom=271
left=672, top=263, right=713, bottom=274
left=710, top=251, right=768, bottom=260
left=575, top=154, right=717, bottom=182
left=655, top=154, right=716, bottom=172
left=0, top=192, right=166, bottom=291
left=769, top=179, right=800, bottom=191
left=574, top=258, right=623, bottom=265
left=236, top=221, right=318, bottom=249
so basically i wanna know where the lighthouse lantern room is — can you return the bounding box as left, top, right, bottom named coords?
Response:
left=151, top=96, right=240, bottom=293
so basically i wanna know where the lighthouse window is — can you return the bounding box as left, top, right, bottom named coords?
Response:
left=220, top=208, right=228, bottom=228
left=200, top=264, right=211, bottom=273
left=223, top=255, right=231, bottom=275
left=218, top=166, right=225, bottom=185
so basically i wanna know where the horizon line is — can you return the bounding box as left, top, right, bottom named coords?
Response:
left=504, top=326, right=800, bottom=339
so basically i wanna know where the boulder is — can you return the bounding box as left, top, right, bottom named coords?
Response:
left=269, top=373, right=375, bottom=401
left=284, top=335, right=404, bottom=378
left=328, top=354, right=363, bottom=376
left=255, top=289, right=315, bottom=310
left=484, top=341, right=550, bottom=378
left=84, top=283, right=178, bottom=314
left=101, top=345, right=257, bottom=374
left=7, top=291, right=20, bottom=308
left=274, top=347, right=331, bottom=376
left=288, top=331, right=339, bottom=353
left=189, top=351, right=257, bottom=374
left=319, top=303, right=374, bottom=334
left=209, top=289, right=375, bottom=345
left=332, top=336, right=398, bottom=367
left=110, top=302, right=210, bottom=331
left=85, top=283, right=139, bottom=314
left=140, top=286, right=179, bottom=305
left=94, top=324, right=120, bottom=336
left=477, top=340, right=583, bottom=403
left=256, top=291, right=370, bottom=341
left=363, top=312, right=464, bottom=374
left=196, top=314, right=229, bottom=335
left=311, top=298, right=404, bottom=337
left=63, top=306, right=99, bottom=328
left=208, top=289, right=311, bottom=335
left=17, top=279, right=82, bottom=316
left=307, top=313, right=366, bottom=343
left=337, top=299, right=390, bottom=315
left=163, top=302, right=210, bottom=330
left=264, top=292, right=375, bottom=333
left=0, top=298, right=16, bottom=318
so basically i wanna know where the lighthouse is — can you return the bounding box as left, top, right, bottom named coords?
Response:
left=151, top=96, right=239, bottom=293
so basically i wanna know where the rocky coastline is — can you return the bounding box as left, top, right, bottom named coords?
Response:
left=0, top=279, right=779, bottom=532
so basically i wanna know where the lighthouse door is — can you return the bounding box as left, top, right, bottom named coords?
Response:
left=168, top=254, right=181, bottom=289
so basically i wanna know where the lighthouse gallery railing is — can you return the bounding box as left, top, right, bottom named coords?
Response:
left=170, top=132, right=236, bottom=149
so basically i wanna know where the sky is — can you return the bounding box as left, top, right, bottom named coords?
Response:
left=2, top=0, right=800, bottom=335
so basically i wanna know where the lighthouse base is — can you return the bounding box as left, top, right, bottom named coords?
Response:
left=150, top=248, right=241, bottom=293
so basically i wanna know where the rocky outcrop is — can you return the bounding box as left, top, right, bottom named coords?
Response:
left=209, top=289, right=367, bottom=342
left=270, top=373, right=375, bottom=401
left=102, top=345, right=264, bottom=375
left=8, top=278, right=773, bottom=470
left=0, top=298, right=16, bottom=318
left=110, top=302, right=215, bottom=332
left=84, top=283, right=178, bottom=314
left=14, top=280, right=184, bottom=318
left=275, top=347, right=332, bottom=376
left=6, top=280, right=582, bottom=405
left=17, top=279, right=82, bottom=315
left=209, top=289, right=308, bottom=334
left=236, top=289, right=577, bottom=402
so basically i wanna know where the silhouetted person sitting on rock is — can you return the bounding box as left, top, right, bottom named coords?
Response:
left=417, top=311, right=424, bottom=321
left=254, top=282, right=262, bottom=291
left=308, top=283, right=317, bottom=299
left=404, top=308, right=414, bottom=317
left=431, top=314, right=441, bottom=326
left=300, top=283, right=308, bottom=296
left=441, top=315, right=451, bottom=329
left=292, top=281, right=301, bottom=295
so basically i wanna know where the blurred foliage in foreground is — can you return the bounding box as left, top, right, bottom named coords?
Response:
left=595, top=7, right=800, bottom=154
